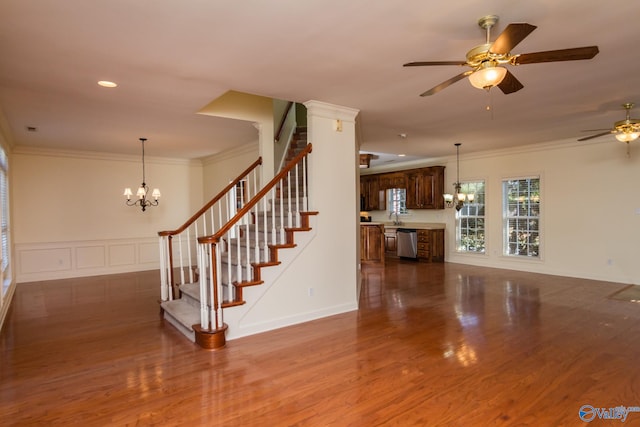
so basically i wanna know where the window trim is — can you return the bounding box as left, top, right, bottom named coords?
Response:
left=456, top=179, right=486, bottom=255
left=501, top=174, right=543, bottom=260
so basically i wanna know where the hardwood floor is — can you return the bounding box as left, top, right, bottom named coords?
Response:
left=1, top=260, right=640, bottom=426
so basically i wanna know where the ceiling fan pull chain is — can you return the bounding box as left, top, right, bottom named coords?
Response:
left=486, top=89, right=495, bottom=119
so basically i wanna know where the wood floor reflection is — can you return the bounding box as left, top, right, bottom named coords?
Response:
left=1, top=260, right=640, bottom=426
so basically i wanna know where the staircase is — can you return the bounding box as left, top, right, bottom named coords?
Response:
left=159, top=129, right=315, bottom=349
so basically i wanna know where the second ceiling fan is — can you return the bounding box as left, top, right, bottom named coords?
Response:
left=404, top=15, right=599, bottom=97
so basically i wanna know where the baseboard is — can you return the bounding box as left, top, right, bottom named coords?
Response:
left=0, top=281, right=16, bottom=332
left=226, top=302, right=358, bottom=340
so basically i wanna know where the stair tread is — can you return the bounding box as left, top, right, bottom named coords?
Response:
left=162, top=299, right=200, bottom=331
left=180, top=282, right=200, bottom=300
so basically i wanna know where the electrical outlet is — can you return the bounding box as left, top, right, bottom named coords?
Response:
left=308, top=287, right=314, bottom=297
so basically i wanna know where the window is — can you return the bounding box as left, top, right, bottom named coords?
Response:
left=387, top=188, right=407, bottom=215
left=457, top=180, right=485, bottom=253
left=503, top=177, right=540, bottom=257
left=0, top=147, right=9, bottom=297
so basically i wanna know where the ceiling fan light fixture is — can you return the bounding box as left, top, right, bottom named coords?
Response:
left=468, top=63, right=507, bottom=90
left=615, top=132, right=639, bottom=143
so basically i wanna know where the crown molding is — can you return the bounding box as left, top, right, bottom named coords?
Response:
left=11, top=145, right=197, bottom=166
left=201, top=141, right=259, bottom=166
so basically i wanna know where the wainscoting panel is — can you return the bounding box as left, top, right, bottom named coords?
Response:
left=19, top=247, right=72, bottom=274
left=109, top=244, right=136, bottom=266
left=15, top=237, right=160, bottom=283
left=76, top=245, right=106, bottom=270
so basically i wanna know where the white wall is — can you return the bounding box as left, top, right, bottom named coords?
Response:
left=367, top=138, right=640, bottom=285
left=11, top=147, right=204, bottom=282
left=202, top=142, right=259, bottom=200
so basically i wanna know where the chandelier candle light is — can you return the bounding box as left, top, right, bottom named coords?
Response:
left=124, top=137, right=160, bottom=212
left=443, top=143, right=474, bottom=211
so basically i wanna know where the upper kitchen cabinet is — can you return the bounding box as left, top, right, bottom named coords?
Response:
left=378, top=172, right=407, bottom=190
left=360, top=175, right=385, bottom=211
left=405, top=166, right=445, bottom=210
left=360, top=166, right=444, bottom=210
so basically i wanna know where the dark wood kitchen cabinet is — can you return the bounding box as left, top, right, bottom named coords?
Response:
left=360, top=166, right=444, bottom=211
left=417, top=229, right=444, bottom=263
left=361, top=223, right=385, bottom=264
left=360, top=175, right=385, bottom=211
left=384, top=228, right=397, bottom=255
left=378, top=172, right=407, bottom=190
left=405, top=166, right=445, bottom=210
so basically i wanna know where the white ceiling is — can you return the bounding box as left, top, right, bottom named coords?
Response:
left=1, top=1, right=639, bottom=163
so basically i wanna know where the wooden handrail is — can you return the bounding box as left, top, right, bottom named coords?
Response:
left=198, top=143, right=312, bottom=245
left=274, top=101, right=294, bottom=143
left=158, top=157, right=263, bottom=237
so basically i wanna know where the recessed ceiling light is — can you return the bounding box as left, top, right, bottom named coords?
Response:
left=98, top=80, right=117, bottom=88
left=398, top=154, right=406, bottom=157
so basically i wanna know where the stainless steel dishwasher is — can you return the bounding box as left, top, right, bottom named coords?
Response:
left=396, top=228, right=417, bottom=259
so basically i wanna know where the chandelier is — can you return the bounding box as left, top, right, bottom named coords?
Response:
left=123, top=138, right=160, bottom=212
left=443, top=143, right=474, bottom=211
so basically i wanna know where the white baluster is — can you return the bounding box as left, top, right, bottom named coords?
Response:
left=186, top=227, right=193, bottom=283
left=287, top=170, right=292, bottom=228
left=271, top=188, right=277, bottom=246
left=245, top=212, right=251, bottom=281
left=302, top=154, right=308, bottom=211
left=262, top=197, right=268, bottom=262
left=295, top=162, right=300, bottom=227
left=159, top=236, right=168, bottom=301
left=279, top=179, right=285, bottom=244
left=178, top=233, right=185, bottom=285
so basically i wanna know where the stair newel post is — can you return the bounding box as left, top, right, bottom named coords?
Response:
left=197, top=242, right=208, bottom=329
left=210, top=241, right=220, bottom=330
left=193, top=238, right=227, bottom=350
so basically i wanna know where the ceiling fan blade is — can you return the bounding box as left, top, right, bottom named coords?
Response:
left=420, top=70, right=473, bottom=96
left=497, top=69, right=524, bottom=94
left=513, top=46, right=599, bottom=64
left=404, top=61, right=467, bottom=67
left=490, top=23, right=537, bottom=55
left=577, top=130, right=613, bottom=142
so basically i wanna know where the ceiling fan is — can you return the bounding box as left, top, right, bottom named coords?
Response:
left=404, top=15, right=599, bottom=97
left=578, top=103, right=640, bottom=143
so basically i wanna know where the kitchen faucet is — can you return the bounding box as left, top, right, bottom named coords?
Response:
left=390, top=210, right=402, bottom=226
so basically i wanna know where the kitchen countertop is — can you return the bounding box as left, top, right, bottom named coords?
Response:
left=361, top=222, right=446, bottom=230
